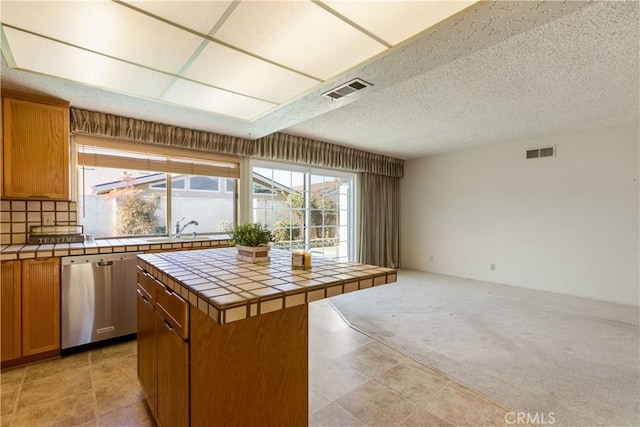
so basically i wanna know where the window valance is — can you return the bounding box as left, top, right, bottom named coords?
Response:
left=70, top=108, right=403, bottom=178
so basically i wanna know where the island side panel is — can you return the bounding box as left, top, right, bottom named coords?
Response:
left=190, top=303, right=308, bottom=426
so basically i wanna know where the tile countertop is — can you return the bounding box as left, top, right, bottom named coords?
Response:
left=0, top=236, right=232, bottom=261
left=137, top=247, right=397, bottom=325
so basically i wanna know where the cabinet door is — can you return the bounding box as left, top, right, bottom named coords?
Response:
left=21, top=258, right=60, bottom=356
left=1, top=260, right=21, bottom=362
left=137, top=287, right=157, bottom=417
left=3, top=96, right=70, bottom=199
left=156, top=311, right=189, bottom=427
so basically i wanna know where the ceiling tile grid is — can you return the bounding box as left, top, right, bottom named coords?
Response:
left=182, top=41, right=319, bottom=104
left=1, top=1, right=205, bottom=74
left=2, top=27, right=175, bottom=99
left=123, top=0, right=233, bottom=35
left=212, top=0, right=388, bottom=80
left=163, top=78, right=277, bottom=121
left=1, top=0, right=480, bottom=122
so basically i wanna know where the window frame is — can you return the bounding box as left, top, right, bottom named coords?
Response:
left=74, top=135, right=240, bottom=238
left=248, top=159, right=356, bottom=261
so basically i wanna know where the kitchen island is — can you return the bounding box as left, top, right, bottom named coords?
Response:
left=136, top=247, right=396, bottom=426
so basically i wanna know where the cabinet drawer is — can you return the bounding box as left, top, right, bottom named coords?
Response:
left=156, top=287, right=189, bottom=340
left=137, top=269, right=162, bottom=304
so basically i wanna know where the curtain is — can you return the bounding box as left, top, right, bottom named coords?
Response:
left=70, top=108, right=403, bottom=178
left=70, top=108, right=254, bottom=157
left=255, top=133, right=403, bottom=178
left=358, top=172, right=400, bottom=268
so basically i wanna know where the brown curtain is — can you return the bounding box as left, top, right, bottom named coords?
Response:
left=70, top=108, right=403, bottom=178
left=358, top=172, right=400, bottom=268
left=70, top=108, right=254, bottom=157
left=255, top=133, right=403, bottom=178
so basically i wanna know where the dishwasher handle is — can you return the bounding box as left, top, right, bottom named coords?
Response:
left=97, top=261, right=114, bottom=267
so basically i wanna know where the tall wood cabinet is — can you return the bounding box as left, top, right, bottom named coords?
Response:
left=1, top=258, right=61, bottom=365
left=2, top=92, right=70, bottom=200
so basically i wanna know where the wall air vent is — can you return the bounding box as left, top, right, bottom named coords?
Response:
left=526, top=146, right=556, bottom=159
left=322, top=78, right=372, bottom=100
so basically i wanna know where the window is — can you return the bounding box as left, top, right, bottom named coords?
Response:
left=77, top=137, right=239, bottom=238
left=251, top=162, right=354, bottom=261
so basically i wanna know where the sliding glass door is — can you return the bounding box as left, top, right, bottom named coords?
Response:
left=251, top=161, right=354, bottom=261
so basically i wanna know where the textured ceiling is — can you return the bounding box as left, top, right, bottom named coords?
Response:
left=1, top=1, right=638, bottom=160
left=286, top=0, right=640, bottom=158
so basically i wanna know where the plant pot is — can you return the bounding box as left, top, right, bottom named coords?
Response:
left=236, top=245, right=270, bottom=263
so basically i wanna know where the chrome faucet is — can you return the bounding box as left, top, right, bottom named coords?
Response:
left=175, top=218, right=199, bottom=238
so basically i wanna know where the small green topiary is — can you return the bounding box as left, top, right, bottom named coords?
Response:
left=227, top=222, right=276, bottom=247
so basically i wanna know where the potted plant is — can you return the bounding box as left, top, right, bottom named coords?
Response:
left=227, top=222, right=276, bottom=263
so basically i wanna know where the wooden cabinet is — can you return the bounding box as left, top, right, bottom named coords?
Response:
left=137, top=270, right=189, bottom=427
left=21, top=258, right=61, bottom=356
left=1, top=260, right=22, bottom=362
left=1, top=258, right=61, bottom=366
left=190, top=304, right=308, bottom=426
left=2, top=92, right=70, bottom=200
left=156, top=310, right=189, bottom=427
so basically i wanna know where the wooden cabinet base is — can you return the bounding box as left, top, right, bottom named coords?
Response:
left=190, top=304, right=308, bottom=426
left=1, top=350, right=60, bottom=370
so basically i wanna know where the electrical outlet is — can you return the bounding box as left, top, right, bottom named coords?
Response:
left=42, top=212, right=55, bottom=225
left=490, top=263, right=496, bottom=271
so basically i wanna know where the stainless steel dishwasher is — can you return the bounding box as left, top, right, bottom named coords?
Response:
left=61, top=252, right=139, bottom=353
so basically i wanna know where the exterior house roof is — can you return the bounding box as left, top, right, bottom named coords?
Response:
left=92, top=172, right=165, bottom=194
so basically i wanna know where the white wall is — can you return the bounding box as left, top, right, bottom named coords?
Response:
left=401, top=123, right=639, bottom=306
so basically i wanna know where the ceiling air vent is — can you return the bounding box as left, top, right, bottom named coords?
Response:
left=526, top=146, right=556, bottom=159
left=322, top=78, right=372, bottom=100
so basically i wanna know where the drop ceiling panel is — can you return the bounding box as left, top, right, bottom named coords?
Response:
left=162, top=78, right=277, bottom=121
left=183, top=41, right=320, bottom=104
left=3, top=27, right=174, bottom=99
left=323, top=0, right=477, bottom=45
left=214, top=0, right=387, bottom=80
left=121, top=0, right=233, bottom=35
left=0, top=0, right=204, bottom=74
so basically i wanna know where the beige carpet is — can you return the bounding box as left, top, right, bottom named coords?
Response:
left=330, top=270, right=640, bottom=427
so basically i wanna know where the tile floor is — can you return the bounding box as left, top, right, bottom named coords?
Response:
left=1, top=300, right=514, bottom=426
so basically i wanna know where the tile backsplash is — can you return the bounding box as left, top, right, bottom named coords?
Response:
left=0, top=199, right=78, bottom=245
